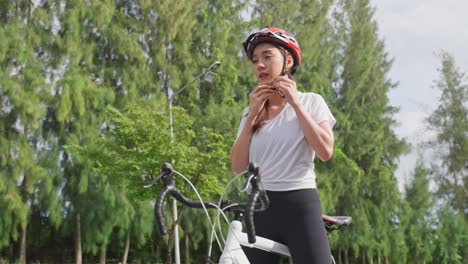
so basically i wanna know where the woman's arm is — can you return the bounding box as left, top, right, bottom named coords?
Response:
left=230, top=85, right=274, bottom=173
left=230, top=115, right=255, bottom=173
left=291, top=103, right=334, bottom=161
left=271, top=76, right=334, bottom=160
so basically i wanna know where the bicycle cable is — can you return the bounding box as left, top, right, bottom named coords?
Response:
left=215, top=172, right=246, bottom=242
left=172, top=170, right=225, bottom=253
left=210, top=171, right=247, bottom=259
left=173, top=169, right=250, bottom=262
left=172, top=169, right=242, bottom=262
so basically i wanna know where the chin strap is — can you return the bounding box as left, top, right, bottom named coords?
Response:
left=279, top=48, right=294, bottom=79
left=280, top=48, right=289, bottom=76
left=273, top=46, right=293, bottom=99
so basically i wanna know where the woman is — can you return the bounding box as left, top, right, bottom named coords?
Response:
left=230, top=28, right=336, bottom=263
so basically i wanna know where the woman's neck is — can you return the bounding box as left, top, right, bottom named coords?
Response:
left=269, top=94, right=287, bottom=107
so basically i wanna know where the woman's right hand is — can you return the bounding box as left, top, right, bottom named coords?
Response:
left=248, top=85, right=274, bottom=119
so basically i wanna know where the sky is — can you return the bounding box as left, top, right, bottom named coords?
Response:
left=369, top=0, right=468, bottom=191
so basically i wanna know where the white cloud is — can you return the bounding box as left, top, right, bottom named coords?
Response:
left=373, top=0, right=468, bottom=111
left=393, top=110, right=438, bottom=192
left=370, top=0, right=468, bottom=189
left=393, top=111, right=429, bottom=140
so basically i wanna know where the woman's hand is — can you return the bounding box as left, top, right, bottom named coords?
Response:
left=270, top=76, right=300, bottom=106
left=248, top=85, right=274, bottom=119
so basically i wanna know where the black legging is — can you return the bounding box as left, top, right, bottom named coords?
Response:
left=242, top=189, right=331, bottom=264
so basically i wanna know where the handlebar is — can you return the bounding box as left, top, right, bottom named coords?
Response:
left=147, top=162, right=269, bottom=243
left=244, top=163, right=269, bottom=244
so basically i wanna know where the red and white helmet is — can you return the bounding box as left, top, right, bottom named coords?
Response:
left=243, top=28, right=302, bottom=73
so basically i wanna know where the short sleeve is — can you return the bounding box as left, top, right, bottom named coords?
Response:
left=303, top=93, right=336, bottom=129
left=235, top=107, right=250, bottom=141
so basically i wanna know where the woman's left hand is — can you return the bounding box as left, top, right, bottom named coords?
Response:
left=270, top=76, right=300, bottom=106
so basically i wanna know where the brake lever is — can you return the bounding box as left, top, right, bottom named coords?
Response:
left=143, top=162, right=173, bottom=188
left=240, top=173, right=255, bottom=192
left=143, top=173, right=165, bottom=188
left=240, top=163, right=259, bottom=192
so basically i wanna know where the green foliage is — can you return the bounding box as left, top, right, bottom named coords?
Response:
left=402, top=162, right=434, bottom=263
left=432, top=205, right=466, bottom=264
left=65, top=103, right=229, bottom=262
left=0, top=178, right=27, bottom=248
left=78, top=104, right=229, bottom=199
left=0, top=0, right=463, bottom=262
left=0, top=2, right=62, bottom=260
left=426, top=51, right=468, bottom=218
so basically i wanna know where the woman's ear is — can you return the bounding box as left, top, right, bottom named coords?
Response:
left=287, top=55, right=294, bottom=70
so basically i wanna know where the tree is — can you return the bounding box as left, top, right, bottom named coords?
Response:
left=67, top=103, right=229, bottom=263
left=40, top=0, right=154, bottom=262
left=432, top=205, right=466, bottom=264
left=426, top=51, right=467, bottom=218
left=185, top=0, right=249, bottom=143
left=334, top=0, right=409, bottom=261
left=402, top=162, right=434, bottom=263
left=424, top=51, right=467, bottom=263
left=0, top=1, right=62, bottom=262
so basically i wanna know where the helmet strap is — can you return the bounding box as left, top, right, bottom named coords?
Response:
left=279, top=47, right=289, bottom=76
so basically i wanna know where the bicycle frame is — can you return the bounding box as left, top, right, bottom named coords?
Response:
left=219, top=220, right=290, bottom=264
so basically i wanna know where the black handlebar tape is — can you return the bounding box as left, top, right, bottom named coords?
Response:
left=155, top=187, right=170, bottom=236
left=170, top=190, right=218, bottom=209
left=245, top=190, right=260, bottom=244
left=161, top=162, right=173, bottom=174
left=156, top=186, right=220, bottom=237
left=248, top=163, right=259, bottom=177
left=257, top=190, right=270, bottom=211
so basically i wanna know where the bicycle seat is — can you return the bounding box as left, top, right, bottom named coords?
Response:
left=322, top=215, right=352, bottom=234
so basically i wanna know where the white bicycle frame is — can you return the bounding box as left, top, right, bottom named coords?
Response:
left=166, top=168, right=338, bottom=264
left=217, top=220, right=337, bottom=264
left=218, top=220, right=290, bottom=264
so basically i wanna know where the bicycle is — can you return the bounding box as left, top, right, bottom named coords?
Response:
left=145, top=162, right=352, bottom=264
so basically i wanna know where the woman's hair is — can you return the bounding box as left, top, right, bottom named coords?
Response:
left=250, top=45, right=296, bottom=134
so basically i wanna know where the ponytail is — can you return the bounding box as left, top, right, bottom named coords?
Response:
left=252, top=100, right=270, bottom=134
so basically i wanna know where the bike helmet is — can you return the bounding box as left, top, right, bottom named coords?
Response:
left=243, top=28, right=302, bottom=74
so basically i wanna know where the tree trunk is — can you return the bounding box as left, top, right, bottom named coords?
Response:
left=344, top=248, right=349, bottom=264
left=19, top=223, right=26, bottom=264
left=335, top=246, right=341, bottom=264
left=9, top=243, right=14, bottom=263
left=205, top=234, right=212, bottom=264
left=75, top=213, right=82, bottom=264
left=122, top=231, right=130, bottom=264
left=99, top=243, right=106, bottom=264
left=185, top=234, right=190, bottom=264
left=165, top=231, right=174, bottom=264
left=377, top=251, right=380, bottom=264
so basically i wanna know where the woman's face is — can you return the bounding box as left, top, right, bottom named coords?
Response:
left=252, top=43, right=293, bottom=84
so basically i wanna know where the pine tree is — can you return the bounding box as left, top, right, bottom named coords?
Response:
left=432, top=205, right=465, bottom=264
left=425, top=51, right=467, bottom=263
left=334, top=0, right=409, bottom=261
left=40, top=1, right=118, bottom=262
left=402, top=162, right=434, bottom=263
left=186, top=0, right=248, bottom=141
left=426, top=51, right=467, bottom=218
left=0, top=1, right=62, bottom=262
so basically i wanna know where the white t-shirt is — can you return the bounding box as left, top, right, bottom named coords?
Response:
left=235, top=92, right=336, bottom=191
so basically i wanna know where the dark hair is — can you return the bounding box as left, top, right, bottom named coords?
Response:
left=250, top=45, right=295, bottom=134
